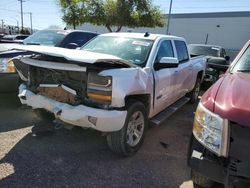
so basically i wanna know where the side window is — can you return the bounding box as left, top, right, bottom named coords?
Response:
left=61, top=32, right=97, bottom=48
left=156, top=40, right=174, bottom=62
left=174, top=40, right=189, bottom=63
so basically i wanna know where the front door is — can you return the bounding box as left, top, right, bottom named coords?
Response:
left=153, top=39, right=179, bottom=116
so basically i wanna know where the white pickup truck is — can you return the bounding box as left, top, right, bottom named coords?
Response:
left=13, top=32, right=206, bottom=156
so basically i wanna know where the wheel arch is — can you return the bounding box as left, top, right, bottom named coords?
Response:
left=125, top=94, right=151, bottom=116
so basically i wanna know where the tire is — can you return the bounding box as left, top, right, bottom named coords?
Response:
left=34, top=109, right=55, bottom=121
left=191, top=169, right=213, bottom=188
left=106, top=100, right=147, bottom=156
left=188, top=78, right=201, bottom=104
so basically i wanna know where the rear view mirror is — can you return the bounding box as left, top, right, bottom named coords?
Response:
left=154, top=57, right=178, bottom=71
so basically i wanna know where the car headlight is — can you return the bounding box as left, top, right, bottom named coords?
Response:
left=193, top=103, right=229, bottom=157
left=0, top=58, right=16, bottom=73
left=87, top=72, right=112, bottom=106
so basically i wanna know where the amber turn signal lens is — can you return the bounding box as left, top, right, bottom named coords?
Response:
left=87, top=92, right=112, bottom=101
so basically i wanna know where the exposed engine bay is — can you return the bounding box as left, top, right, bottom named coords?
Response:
left=13, top=54, right=130, bottom=108
left=29, top=66, right=87, bottom=105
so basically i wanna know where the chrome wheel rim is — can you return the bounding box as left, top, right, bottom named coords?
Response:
left=126, top=111, right=145, bottom=147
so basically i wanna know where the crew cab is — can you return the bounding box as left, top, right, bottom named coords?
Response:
left=188, top=40, right=250, bottom=187
left=0, top=29, right=98, bottom=92
left=13, top=32, right=206, bottom=156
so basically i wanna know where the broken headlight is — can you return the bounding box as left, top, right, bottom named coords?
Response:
left=87, top=72, right=112, bottom=106
left=193, top=103, right=229, bottom=157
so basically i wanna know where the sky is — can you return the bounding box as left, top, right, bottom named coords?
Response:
left=0, top=0, right=250, bottom=30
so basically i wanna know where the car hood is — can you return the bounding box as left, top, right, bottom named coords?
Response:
left=14, top=45, right=135, bottom=68
left=202, top=73, right=250, bottom=126
left=0, top=43, right=23, bottom=52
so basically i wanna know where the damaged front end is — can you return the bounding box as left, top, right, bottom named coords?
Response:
left=14, top=54, right=130, bottom=132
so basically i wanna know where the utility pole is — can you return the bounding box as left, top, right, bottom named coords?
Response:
left=18, top=0, right=25, bottom=31
left=28, top=12, right=32, bottom=34
left=166, top=0, right=173, bottom=35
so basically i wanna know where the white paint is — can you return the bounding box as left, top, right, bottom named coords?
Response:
left=18, top=84, right=127, bottom=132
left=21, top=57, right=87, bottom=72
left=13, top=45, right=121, bottom=63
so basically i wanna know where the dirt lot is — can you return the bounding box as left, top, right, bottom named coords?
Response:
left=0, top=93, right=199, bottom=188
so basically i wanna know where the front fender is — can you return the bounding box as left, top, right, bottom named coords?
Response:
left=100, top=67, right=153, bottom=107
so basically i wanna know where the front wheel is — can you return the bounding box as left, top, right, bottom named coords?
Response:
left=34, top=109, right=55, bottom=121
left=107, top=101, right=147, bottom=156
left=191, top=169, right=214, bottom=188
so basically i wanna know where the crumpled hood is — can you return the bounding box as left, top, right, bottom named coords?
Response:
left=202, top=73, right=250, bottom=126
left=0, top=43, right=23, bottom=52
left=13, top=45, right=133, bottom=66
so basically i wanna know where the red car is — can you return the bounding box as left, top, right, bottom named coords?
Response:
left=188, top=40, right=250, bottom=188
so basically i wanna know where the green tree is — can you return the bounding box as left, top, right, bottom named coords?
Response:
left=58, top=0, right=165, bottom=32
left=20, top=28, right=31, bottom=35
left=59, top=0, right=87, bottom=29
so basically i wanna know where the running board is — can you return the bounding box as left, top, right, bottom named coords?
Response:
left=150, top=97, right=190, bottom=126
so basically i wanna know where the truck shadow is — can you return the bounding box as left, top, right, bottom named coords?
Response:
left=0, top=115, right=191, bottom=188
left=0, top=122, right=116, bottom=187
left=0, top=93, right=38, bottom=132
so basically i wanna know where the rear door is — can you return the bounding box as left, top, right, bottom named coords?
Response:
left=174, top=40, right=193, bottom=97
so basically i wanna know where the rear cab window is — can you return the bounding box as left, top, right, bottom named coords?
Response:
left=174, top=40, right=189, bottom=63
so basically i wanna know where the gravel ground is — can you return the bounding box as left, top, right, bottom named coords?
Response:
left=0, top=93, right=203, bottom=188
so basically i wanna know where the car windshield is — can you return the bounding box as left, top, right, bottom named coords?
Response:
left=81, top=36, right=154, bottom=67
left=23, top=30, right=66, bottom=46
left=231, top=45, right=250, bottom=73
left=188, top=45, right=220, bottom=57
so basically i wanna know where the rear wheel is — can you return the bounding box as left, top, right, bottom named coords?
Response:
left=188, top=78, right=201, bottom=104
left=107, top=101, right=147, bottom=156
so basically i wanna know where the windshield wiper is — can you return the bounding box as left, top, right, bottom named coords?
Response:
left=25, top=43, right=40, bottom=45
left=237, top=69, right=250, bottom=72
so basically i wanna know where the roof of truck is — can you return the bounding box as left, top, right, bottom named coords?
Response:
left=100, top=32, right=185, bottom=41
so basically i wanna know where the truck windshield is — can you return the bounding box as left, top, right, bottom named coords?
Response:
left=23, top=30, right=66, bottom=46
left=232, top=45, right=250, bottom=73
left=81, top=36, right=154, bottom=67
left=188, top=45, right=220, bottom=57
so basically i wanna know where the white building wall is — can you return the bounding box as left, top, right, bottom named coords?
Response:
left=169, top=17, right=250, bottom=50
left=76, top=13, right=250, bottom=51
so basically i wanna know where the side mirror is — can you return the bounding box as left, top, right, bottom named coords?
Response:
left=154, top=57, right=179, bottom=71
left=208, top=63, right=229, bottom=72
left=225, top=56, right=230, bottom=61
left=207, top=57, right=229, bottom=72
left=65, top=43, right=79, bottom=49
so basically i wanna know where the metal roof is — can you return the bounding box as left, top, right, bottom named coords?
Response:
left=165, top=11, right=250, bottom=19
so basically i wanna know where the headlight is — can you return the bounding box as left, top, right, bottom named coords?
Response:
left=0, top=58, right=16, bottom=73
left=193, top=103, right=229, bottom=157
left=87, top=72, right=112, bottom=105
